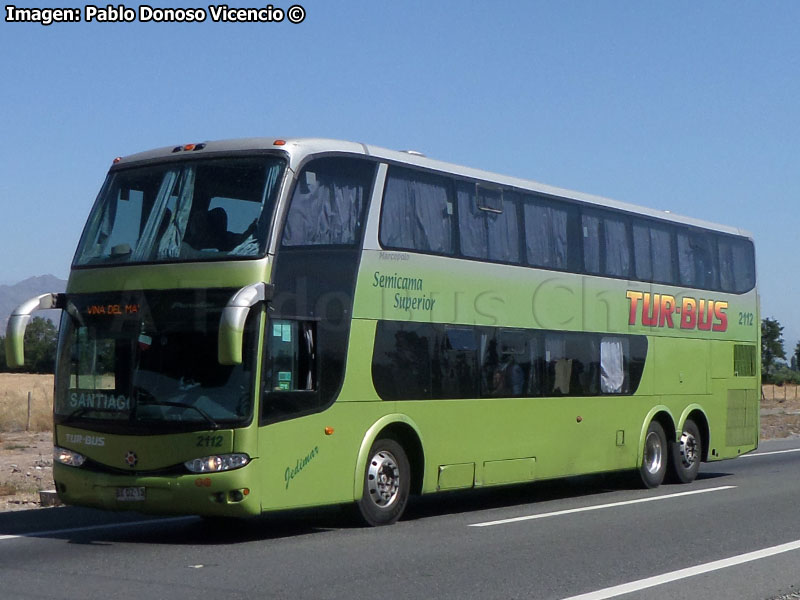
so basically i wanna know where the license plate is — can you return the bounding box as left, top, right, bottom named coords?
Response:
left=116, top=487, right=146, bottom=502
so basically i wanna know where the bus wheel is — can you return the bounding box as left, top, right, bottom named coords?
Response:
left=639, top=421, right=667, bottom=488
left=357, top=438, right=410, bottom=526
left=668, top=419, right=702, bottom=484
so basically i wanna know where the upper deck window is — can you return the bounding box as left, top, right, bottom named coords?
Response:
left=457, top=182, right=520, bottom=263
left=73, top=156, right=285, bottom=267
left=633, top=221, right=675, bottom=283
left=718, top=236, right=756, bottom=293
left=380, top=166, right=455, bottom=254
left=523, top=197, right=575, bottom=270
left=677, top=229, right=719, bottom=290
left=582, top=209, right=632, bottom=278
left=281, top=157, right=375, bottom=247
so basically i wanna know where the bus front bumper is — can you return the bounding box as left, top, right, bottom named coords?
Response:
left=53, top=462, right=261, bottom=517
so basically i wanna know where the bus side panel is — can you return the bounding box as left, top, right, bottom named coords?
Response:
left=256, top=403, right=390, bottom=511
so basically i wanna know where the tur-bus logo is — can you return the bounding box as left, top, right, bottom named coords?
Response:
left=626, top=290, right=728, bottom=332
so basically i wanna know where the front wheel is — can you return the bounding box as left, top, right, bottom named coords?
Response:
left=668, top=419, right=702, bottom=484
left=639, top=421, right=668, bottom=488
left=356, top=438, right=410, bottom=526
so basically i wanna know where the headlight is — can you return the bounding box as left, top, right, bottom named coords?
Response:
left=54, top=446, right=86, bottom=467
left=184, top=453, right=250, bottom=473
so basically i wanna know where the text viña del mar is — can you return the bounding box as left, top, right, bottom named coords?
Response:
left=4, top=4, right=307, bottom=25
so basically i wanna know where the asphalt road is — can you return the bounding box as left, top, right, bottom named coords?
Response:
left=2, top=438, right=800, bottom=600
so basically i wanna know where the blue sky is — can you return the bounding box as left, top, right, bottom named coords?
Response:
left=1, top=1, right=798, bottom=354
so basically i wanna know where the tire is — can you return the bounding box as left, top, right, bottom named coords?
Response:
left=639, top=420, right=668, bottom=488
left=356, top=438, right=410, bottom=526
left=668, top=419, right=702, bottom=484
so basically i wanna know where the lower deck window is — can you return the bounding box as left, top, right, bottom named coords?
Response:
left=600, top=337, right=627, bottom=394
left=372, top=321, right=646, bottom=401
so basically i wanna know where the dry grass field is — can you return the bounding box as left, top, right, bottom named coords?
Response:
left=0, top=373, right=53, bottom=433
left=0, top=373, right=55, bottom=509
left=760, top=384, right=800, bottom=440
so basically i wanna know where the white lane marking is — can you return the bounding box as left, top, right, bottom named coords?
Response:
left=741, top=448, right=800, bottom=458
left=0, top=516, right=195, bottom=542
left=469, top=485, right=736, bottom=527
left=559, top=539, right=800, bottom=600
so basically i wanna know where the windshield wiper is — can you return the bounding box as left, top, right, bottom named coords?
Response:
left=135, top=398, right=220, bottom=430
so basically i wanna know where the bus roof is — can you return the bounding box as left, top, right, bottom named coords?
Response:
left=114, top=137, right=752, bottom=240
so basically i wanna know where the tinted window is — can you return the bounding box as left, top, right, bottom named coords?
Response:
left=439, top=327, right=480, bottom=398
left=74, top=157, right=285, bottom=266
left=718, top=236, right=756, bottom=293
left=380, top=167, right=454, bottom=254
left=261, top=318, right=323, bottom=424
left=375, top=165, right=754, bottom=294
left=457, top=182, right=520, bottom=263
left=582, top=209, right=632, bottom=278
left=282, top=157, right=374, bottom=246
left=372, top=321, right=646, bottom=400
left=633, top=221, right=676, bottom=284
left=481, top=329, right=528, bottom=397
left=371, top=321, right=433, bottom=400
left=524, top=198, right=573, bottom=269
left=544, top=333, right=599, bottom=396
left=54, top=289, right=258, bottom=431
left=677, top=230, right=719, bottom=289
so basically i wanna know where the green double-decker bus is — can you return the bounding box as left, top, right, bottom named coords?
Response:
left=6, top=138, right=759, bottom=525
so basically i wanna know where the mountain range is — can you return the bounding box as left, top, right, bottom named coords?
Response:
left=0, top=275, right=67, bottom=333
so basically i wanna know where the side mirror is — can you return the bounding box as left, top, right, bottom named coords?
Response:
left=218, top=283, right=273, bottom=365
left=5, top=293, right=64, bottom=368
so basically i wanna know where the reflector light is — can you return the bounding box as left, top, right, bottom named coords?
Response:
left=184, top=144, right=196, bottom=151
left=112, top=157, right=122, bottom=164
left=324, top=426, right=334, bottom=435
left=273, top=139, right=286, bottom=146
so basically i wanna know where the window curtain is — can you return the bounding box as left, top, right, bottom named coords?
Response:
left=132, top=169, right=179, bottom=261
left=156, top=167, right=196, bottom=259
left=582, top=214, right=601, bottom=273
left=525, top=202, right=568, bottom=268
left=600, top=337, right=625, bottom=393
left=457, top=183, right=519, bottom=262
left=632, top=223, right=652, bottom=280
left=604, top=217, right=630, bottom=277
left=381, top=169, right=453, bottom=253
left=635, top=223, right=675, bottom=284
left=283, top=172, right=366, bottom=246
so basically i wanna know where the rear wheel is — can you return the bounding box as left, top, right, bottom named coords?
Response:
left=356, top=438, right=410, bottom=526
left=668, top=419, right=702, bottom=483
left=639, top=421, right=668, bottom=488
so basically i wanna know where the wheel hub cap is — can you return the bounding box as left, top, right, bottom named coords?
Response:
left=644, top=431, right=663, bottom=475
left=679, top=432, right=698, bottom=468
left=367, top=450, right=400, bottom=507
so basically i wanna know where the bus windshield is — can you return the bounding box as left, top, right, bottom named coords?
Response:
left=54, top=289, right=257, bottom=432
left=74, top=156, right=285, bottom=267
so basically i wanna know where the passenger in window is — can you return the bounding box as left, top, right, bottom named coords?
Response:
left=489, top=350, right=524, bottom=397
left=552, top=358, right=572, bottom=395
left=185, top=207, right=256, bottom=254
